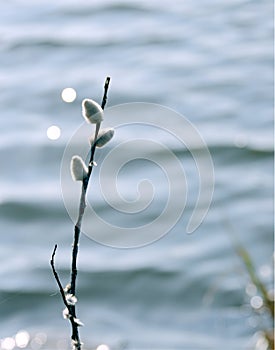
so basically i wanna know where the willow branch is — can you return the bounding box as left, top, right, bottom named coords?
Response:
left=68, top=76, right=111, bottom=348
left=50, top=77, right=111, bottom=350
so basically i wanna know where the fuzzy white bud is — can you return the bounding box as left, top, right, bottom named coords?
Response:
left=63, top=283, right=71, bottom=293
left=70, top=156, right=88, bottom=181
left=65, top=293, right=78, bottom=305
left=62, top=308, right=70, bottom=319
left=90, top=128, right=114, bottom=148
left=72, top=339, right=83, bottom=350
left=82, top=98, right=104, bottom=124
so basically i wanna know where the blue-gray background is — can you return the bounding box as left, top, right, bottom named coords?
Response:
left=0, top=1, right=273, bottom=349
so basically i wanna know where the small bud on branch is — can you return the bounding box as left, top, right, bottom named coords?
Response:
left=70, top=156, right=88, bottom=181
left=90, top=127, right=114, bottom=148
left=82, top=99, right=104, bottom=124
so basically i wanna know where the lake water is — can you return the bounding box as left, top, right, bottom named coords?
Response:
left=0, top=1, right=273, bottom=349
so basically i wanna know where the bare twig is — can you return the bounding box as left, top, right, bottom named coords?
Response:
left=50, top=245, right=69, bottom=309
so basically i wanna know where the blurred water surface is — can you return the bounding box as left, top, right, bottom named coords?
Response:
left=0, top=0, right=273, bottom=349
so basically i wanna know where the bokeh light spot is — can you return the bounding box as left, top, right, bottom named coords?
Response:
left=47, top=125, right=61, bottom=140
left=255, top=334, right=269, bottom=350
left=96, top=345, right=110, bottom=350
left=1, top=337, right=16, bottom=350
left=259, top=265, right=272, bottom=279
left=61, top=87, right=77, bottom=103
left=250, top=295, right=263, bottom=309
left=15, top=331, right=30, bottom=348
left=30, top=332, right=47, bottom=350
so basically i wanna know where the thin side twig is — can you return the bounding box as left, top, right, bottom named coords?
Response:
left=50, top=244, right=82, bottom=349
left=50, top=244, right=69, bottom=309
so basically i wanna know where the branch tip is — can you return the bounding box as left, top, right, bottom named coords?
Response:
left=101, top=76, right=111, bottom=110
left=51, top=244, right=58, bottom=264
